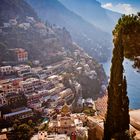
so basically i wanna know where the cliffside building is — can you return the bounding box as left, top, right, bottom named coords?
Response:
left=9, top=48, right=28, bottom=62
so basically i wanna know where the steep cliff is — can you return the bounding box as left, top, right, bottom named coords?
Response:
left=26, top=0, right=112, bottom=62
left=0, top=0, right=107, bottom=99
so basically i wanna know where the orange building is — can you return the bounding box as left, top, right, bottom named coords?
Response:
left=15, top=48, right=28, bottom=62
left=9, top=48, right=28, bottom=62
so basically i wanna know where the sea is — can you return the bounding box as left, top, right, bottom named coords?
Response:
left=102, top=59, right=140, bottom=109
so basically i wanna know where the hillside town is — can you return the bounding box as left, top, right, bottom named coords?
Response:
left=0, top=13, right=107, bottom=140
left=1, top=1, right=140, bottom=139
left=1, top=13, right=140, bottom=140
left=0, top=46, right=108, bottom=140
left=0, top=18, right=108, bottom=139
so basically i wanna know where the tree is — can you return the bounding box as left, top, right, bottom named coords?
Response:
left=104, top=28, right=130, bottom=139
left=17, top=123, right=31, bottom=140
left=28, top=119, right=33, bottom=127
left=113, top=13, right=140, bottom=59
left=0, top=42, right=7, bottom=63
left=13, top=119, right=21, bottom=125
left=13, top=123, right=18, bottom=131
left=104, top=13, right=140, bottom=140
left=62, top=73, right=71, bottom=88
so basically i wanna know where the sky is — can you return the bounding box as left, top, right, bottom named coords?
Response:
left=98, top=0, right=140, bottom=14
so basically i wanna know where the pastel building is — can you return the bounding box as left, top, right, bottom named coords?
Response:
left=9, top=48, right=28, bottom=62
left=49, top=103, right=76, bottom=135
left=19, top=78, right=45, bottom=94
left=48, top=103, right=88, bottom=139
left=0, top=78, right=22, bottom=94
left=0, top=66, right=14, bottom=75
left=13, top=65, right=31, bottom=77
left=37, top=132, right=70, bottom=140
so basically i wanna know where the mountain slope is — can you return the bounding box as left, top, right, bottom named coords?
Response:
left=0, top=0, right=107, bottom=100
left=59, top=0, right=121, bottom=33
left=0, top=0, right=38, bottom=25
left=26, top=0, right=112, bottom=62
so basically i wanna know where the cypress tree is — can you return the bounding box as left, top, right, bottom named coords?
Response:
left=103, top=29, right=130, bottom=140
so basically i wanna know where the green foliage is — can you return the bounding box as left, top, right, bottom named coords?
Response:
left=12, top=120, right=37, bottom=140
left=0, top=42, right=8, bottom=63
left=83, top=107, right=95, bottom=116
left=113, top=13, right=140, bottom=59
left=113, top=13, right=140, bottom=35
left=12, top=123, right=18, bottom=130
left=39, top=122, right=49, bottom=131
left=27, top=61, right=33, bottom=67
left=13, top=119, right=21, bottom=125
left=18, top=123, right=30, bottom=133
left=12, top=123, right=31, bottom=140
left=62, top=73, right=71, bottom=88
left=28, top=119, right=33, bottom=127
left=104, top=16, right=130, bottom=140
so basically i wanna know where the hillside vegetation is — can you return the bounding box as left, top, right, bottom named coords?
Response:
left=26, top=0, right=112, bottom=62
left=0, top=0, right=107, bottom=100
left=113, top=13, right=140, bottom=59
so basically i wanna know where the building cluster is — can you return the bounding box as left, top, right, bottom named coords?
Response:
left=0, top=45, right=105, bottom=122
left=73, top=49, right=98, bottom=80
left=0, top=39, right=107, bottom=139
left=37, top=132, right=70, bottom=140
left=0, top=16, right=55, bottom=37
left=35, top=103, right=88, bottom=140
left=0, top=56, right=83, bottom=121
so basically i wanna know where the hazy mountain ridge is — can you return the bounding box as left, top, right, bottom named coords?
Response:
left=26, top=0, right=112, bottom=62
left=59, top=0, right=121, bottom=33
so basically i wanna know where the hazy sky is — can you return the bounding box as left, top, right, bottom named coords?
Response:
left=98, top=0, right=140, bottom=14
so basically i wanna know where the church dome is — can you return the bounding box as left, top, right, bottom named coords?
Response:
left=61, top=102, right=70, bottom=114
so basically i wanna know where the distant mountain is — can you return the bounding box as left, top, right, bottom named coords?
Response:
left=26, top=0, right=112, bottom=62
left=59, top=0, right=121, bottom=33
left=0, top=0, right=38, bottom=25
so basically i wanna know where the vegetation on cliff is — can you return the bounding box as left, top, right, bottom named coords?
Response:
left=104, top=13, right=140, bottom=140
left=113, top=13, right=140, bottom=59
left=0, top=0, right=107, bottom=101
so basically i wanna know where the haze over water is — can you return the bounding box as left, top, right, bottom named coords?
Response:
left=103, top=59, right=140, bottom=109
